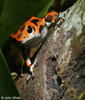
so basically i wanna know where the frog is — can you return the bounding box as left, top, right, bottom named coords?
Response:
left=11, top=11, right=59, bottom=80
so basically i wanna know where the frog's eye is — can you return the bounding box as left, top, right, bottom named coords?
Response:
left=27, top=25, right=33, bottom=33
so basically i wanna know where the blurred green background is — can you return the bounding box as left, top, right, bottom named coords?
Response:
left=0, top=0, right=77, bottom=97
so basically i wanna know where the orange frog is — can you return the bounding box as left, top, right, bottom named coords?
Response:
left=11, top=11, right=58, bottom=79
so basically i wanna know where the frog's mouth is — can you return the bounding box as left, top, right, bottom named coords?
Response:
left=21, top=34, right=37, bottom=44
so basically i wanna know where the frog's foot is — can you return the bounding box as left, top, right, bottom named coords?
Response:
left=11, top=72, right=18, bottom=80
left=30, top=59, right=38, bottom=77
left=26, top=74, right=31, bottom=82
left=26, top=59, right=38, bottom=81
left=20, top=73, right=24, bottom=77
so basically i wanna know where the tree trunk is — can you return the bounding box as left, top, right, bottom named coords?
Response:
left=16, top=0, right=85, bottom=99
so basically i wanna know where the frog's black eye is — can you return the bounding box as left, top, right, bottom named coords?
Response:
left=27, top=25, right=32, bottom=33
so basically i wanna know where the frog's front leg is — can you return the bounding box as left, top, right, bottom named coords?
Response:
left=22, top=46, right=37, bottom=79
left=25, top=58, right=38, bottom=81
left=30, top=59, right=38, bottom=76
left=26, top=57, right=34, bottom=76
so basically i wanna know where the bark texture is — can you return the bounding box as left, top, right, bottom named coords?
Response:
left=16, top=0, right=85, bottom=99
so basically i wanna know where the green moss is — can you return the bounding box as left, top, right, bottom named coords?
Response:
left=79, top=92, right=85, bottom=100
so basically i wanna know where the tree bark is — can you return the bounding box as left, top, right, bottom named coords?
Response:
left=16, top=0, right=85, bottom=99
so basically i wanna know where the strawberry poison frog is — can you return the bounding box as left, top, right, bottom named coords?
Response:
left=11, top=11, right=59, bottom=79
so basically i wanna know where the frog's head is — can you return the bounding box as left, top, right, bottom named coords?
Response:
left=11, top=17, right=44, bottom=44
